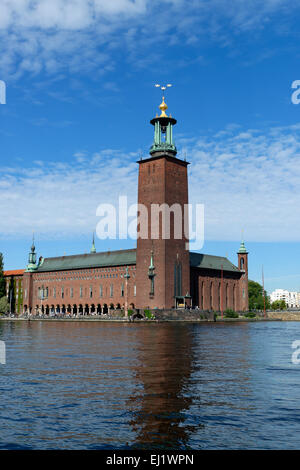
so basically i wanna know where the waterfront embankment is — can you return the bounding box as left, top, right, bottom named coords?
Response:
left=1, top=310, right=300, bottom=321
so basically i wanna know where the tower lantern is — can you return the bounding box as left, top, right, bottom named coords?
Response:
left=150, top=84, right=177, bottom=156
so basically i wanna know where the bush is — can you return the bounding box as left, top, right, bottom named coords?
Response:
left=224, top=309, right=239, bottom=318
left=245, top=311, right=256, bottom=318
left=127, top=309, right=133, bottom=317
left=0, top=296, right=9, bottom=314
left=144, top=309, right=154, bottom=319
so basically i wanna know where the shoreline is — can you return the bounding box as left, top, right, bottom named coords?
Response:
left=1, top=310, right=299, bottom=323
left=0, top=316, right=294, bottom=322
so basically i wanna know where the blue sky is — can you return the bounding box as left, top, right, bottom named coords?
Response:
left=0, top=0, right=300, bottom=294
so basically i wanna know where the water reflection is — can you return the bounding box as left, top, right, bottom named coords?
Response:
left=128, top=324, right=199, bottom=449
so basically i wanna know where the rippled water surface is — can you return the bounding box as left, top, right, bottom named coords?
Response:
left=1, top=320, right=300, bottom=449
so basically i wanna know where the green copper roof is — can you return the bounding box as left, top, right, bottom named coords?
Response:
left=36, top=249, right=136, bottom=272
left=33, top=249, right=240, bottom=274
left=238, top=241, right=248, bottom=254
left=189, top=252, right=241, bottom=273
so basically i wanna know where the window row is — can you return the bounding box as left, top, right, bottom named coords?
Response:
left=37, top=284, right=136, bottom=299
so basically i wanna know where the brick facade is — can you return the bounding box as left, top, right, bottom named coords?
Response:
left=136, top=154, right=190, bottom=310
left=22, top=263, right=137, bottom=315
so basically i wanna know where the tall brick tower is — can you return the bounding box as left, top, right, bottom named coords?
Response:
left=237, top=240, right=249, bottom=311
left=136, top=91, right=190, bottom=310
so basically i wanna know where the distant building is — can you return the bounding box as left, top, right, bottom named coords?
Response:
left=270, top=289, right=300, bottom=308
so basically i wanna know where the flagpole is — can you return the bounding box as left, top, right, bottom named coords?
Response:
left=262, top=265, right=266, bottom=318
left=221, top=264, right=223, bottom=319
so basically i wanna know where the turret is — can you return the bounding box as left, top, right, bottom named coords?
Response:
left=25, top=235, right=38, bottom=272
left=237, top=239, right=249, bottom=311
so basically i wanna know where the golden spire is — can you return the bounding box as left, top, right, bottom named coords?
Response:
left=159, top=96, right=168, bottom=117
left=155, top=83, right=172, bottom=117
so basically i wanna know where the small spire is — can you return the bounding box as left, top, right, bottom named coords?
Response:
left=26, top=234, right=37, bottom=272
left=31, top=232, right=35, bottom=252
left=90, top=232, right=96, bottom=253
left=154, top=83, right=172, bottom=118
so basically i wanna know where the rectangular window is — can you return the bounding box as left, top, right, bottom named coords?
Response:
left=61, top=287, right=64, bottom=299
left=53, top=287, right=56, bottom=298
left=70, top=287, right=73, bottom=298
left=100, top=285, right=103, bottom=297
left=110, top=284, right=113, bottom=297
left=121, top=283, right=124, bottom=297
left=90, top=286, right=93, bottom=298
left=80, top=286, right=83, bottom=298
left=134, top=285, right=136, bottom=297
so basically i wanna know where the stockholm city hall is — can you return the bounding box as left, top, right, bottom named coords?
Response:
left=4, top=93, right=249, bottom=316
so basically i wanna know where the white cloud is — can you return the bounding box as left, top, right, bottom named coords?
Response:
left=0, top=150, right=138, bottom=238
left=0, top=0, right=297, bottom=79
left=0, top=122, right=300, bottom=242
left=185, top=123, right=300, bottom=242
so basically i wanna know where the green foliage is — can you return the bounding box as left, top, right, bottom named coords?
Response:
left=0, top=296, right=9, bottom=313
left=144, top=309, right=154, bottom=319
left=0, top=253, right=6, bottom=298
left=248, top=280, right=270, bottom=310
left=224, top=308, right=239, bottom=318
left=271, top=300, right=286, bottom=311
left=17, top=279, right=23, bottom=314
left=127, top=309, right=133, bottom=317
left=8, top=277, right=16, bottom=313
left=245, top=311, right=256, bottom=318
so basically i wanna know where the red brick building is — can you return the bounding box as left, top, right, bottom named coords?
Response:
left=7, top=97, right=249, bottom=315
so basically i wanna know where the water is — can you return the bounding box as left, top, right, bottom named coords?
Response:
left=0, top=320, right=300, bottom=449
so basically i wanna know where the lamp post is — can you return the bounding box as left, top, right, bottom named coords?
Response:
left=124, top=266, right=130, bottom=318
left=9, top=288, right=12, bottom=316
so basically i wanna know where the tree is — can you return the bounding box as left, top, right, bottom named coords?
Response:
left=0, top=296, right=9, bottom=314
left=248, top=280, right=270, bottom=310
left=0, top=253, right=6, bottom=298
left=8, top=276, right=15, bottom=313
left=271, top=300, right=286, bottom=310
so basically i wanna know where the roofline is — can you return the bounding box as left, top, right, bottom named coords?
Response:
left=4, top=270, right=25, bottom=276
left=41, top=248, right=136, bottom=263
